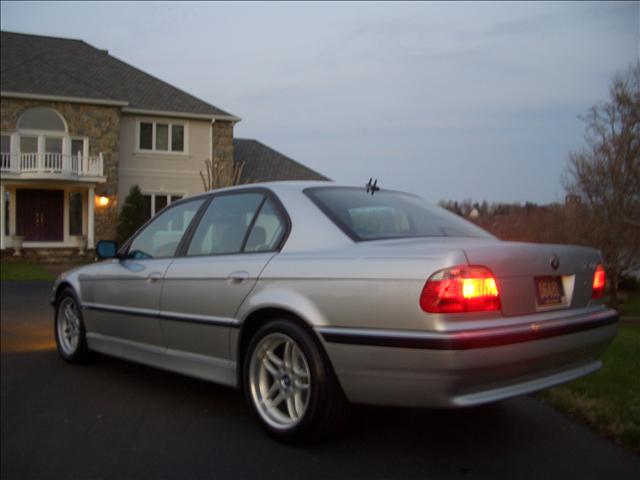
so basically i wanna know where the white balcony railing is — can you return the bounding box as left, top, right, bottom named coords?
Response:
left=0, top=152, right=104, bottom=178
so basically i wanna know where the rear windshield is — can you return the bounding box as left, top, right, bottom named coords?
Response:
left=305, top=187, right=493, bottom=241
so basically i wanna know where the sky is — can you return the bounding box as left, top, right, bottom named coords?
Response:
left=1, top=1, right=638, bottom=204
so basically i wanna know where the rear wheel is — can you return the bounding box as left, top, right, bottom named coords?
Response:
left=243, top=319, right=349, bottom=442
left=55, top=289, right=90, bottom=363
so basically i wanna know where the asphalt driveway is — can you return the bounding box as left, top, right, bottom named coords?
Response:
left=1, top=281, right=638, bottom=480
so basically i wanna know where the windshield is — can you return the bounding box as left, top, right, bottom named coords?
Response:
left=305, top=187, right=493, bottom=241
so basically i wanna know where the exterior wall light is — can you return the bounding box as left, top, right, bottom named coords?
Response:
left=96, top=195, right=110, bottom=207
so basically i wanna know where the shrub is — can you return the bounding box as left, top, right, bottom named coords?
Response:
left=116, top=185, right=146, bottom=245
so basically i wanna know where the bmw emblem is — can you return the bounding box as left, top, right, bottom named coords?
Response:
left=550, top=254, right=560, bottom=270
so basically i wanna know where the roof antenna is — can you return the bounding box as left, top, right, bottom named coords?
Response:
left=365, top=178, right=380, bottom=195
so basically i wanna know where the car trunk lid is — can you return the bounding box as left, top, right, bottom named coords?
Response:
left=462, top=241, right=602, bottom=316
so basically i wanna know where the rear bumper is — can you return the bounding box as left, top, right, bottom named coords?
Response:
left=318, top=308, right=618, bottom=407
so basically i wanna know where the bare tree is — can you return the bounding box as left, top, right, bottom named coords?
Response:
left=563, top=62, right=640, bottom=305
left=200, top=158, right=245, bottom=191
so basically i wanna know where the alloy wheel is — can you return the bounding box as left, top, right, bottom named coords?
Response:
left=248, top=332, right=311, bottom=429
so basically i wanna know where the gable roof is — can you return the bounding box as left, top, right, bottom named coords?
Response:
left=1, top=31, right=237, bottom=119
left=233, top=139, right=330, bottom=184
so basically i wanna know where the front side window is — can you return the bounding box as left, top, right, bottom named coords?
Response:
left=128, top=199, right=204, bottom=259
left=187, top=193, right=265, bottom=256
left=305, top=187, right=494, bottom=241
left=138, top=120, right=185, bottom=153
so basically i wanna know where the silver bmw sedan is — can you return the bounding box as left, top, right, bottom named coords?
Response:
left=51, top=181, right=618, bottom=442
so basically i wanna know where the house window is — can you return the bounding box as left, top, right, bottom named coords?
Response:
left=139, top=122, right=153, bottom=150
left=69, top=192, right=83, bottom=236
left=155, top=123, right=169, bottom=151
left=4, top=191, right=9, bottom=236
left=138, top=120, right=186, bottom=153
left=20, top=136, right=38, bottom=153
left=142, top=193, right=184, bottom=219
left=155, top=195, right=168, bottom=212
left=142, top=195, right=152, bottom=220
left=1, top=135, right=9, bottom=154
left=17, top=107, right=66, bottom=132
left=45, top=138, right=62, bottom=154
left=1, top=135, right=9, bottom=170
left=171, top=125, right=184, bottom=151
left=71, top=139, right=84, bottom=157
left=14, top=109, right=84, bottom=165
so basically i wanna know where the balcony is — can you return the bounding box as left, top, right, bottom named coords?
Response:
left=0, top=152, right=105, bottom=181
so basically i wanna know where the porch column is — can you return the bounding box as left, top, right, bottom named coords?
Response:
left=0, top=183, right=5, bottom=250
left=87, top=185, right=95, bottom=249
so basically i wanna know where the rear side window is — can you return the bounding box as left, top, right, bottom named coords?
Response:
left=244, top=199, right=286, bottom=252
left=305, top=187, right=493, bottom=241
left=187, top=193, right=264, bottom=256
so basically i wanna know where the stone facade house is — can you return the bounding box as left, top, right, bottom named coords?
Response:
left=0, top=31, right=327, bottom=256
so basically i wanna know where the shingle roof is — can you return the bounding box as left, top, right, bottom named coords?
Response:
left=1, top=31, right=236, bottom=118
left=234, top=139, right=329, bottom=183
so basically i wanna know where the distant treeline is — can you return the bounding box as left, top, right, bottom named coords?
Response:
left=438, top=199, right=544, bottom=218
left=438, top=199, right=585, bottom=245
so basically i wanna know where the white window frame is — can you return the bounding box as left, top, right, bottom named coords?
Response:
left=136, top=119, right=188, bottom=155
left=143, top=192, right=187, bottom=217
left=3, top=130, right=88, bottom=159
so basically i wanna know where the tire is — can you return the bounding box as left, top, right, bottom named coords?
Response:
left=243, top=318, right=349, bottom=443
left=54, top=288, right=90, bottom=363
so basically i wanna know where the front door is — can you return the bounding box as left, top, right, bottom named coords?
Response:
left=16, top=189, right=63, bottom=241
left=85, top=197, right=206, bottom=347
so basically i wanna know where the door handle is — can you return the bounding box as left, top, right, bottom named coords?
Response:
left=227, top=271, right=250, bottom=285
left=147, top=272, right=163, bottom=284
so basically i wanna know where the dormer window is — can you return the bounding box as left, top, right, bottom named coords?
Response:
left=138, top=120, right=186, bottom=153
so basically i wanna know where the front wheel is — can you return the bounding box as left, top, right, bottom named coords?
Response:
left=243, top=319, right=349, bottom=442
left=54, top=289, right=90, bottom=363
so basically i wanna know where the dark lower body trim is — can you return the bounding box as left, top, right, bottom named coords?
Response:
left=320, top=311, right=618, bottom=350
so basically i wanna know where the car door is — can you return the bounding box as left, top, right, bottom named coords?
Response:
left=159, top=190, right=288, bottom=362
left=84, top=198, right=206, bottom=347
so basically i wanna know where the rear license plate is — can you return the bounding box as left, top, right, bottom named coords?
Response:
left=535, top=276, right=565, bottom=307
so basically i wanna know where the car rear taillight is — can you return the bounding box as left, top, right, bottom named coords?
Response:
left=591, top=264, right=606, bottom=299
left=420, top=265, right=501, bottom=313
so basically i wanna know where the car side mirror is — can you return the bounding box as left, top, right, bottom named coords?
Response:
left=96, top=240, right=118, bottom=260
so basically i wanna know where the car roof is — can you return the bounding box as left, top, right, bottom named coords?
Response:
left=190, top=180, right=335, bottom=199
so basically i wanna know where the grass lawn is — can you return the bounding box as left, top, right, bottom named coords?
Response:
left=541, top=323, right=640, bottom=452
left=0, top=261, right=56, bottom=281
left=617, top=289, right=640, bottom=317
